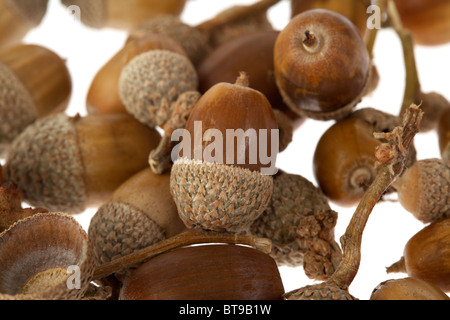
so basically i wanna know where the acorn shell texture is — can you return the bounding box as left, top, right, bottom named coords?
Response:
left=0, top=212, right=94, bottom=300
left=119, top=50, right=198, bottom=129
left=3, top=113, right=86, bottom=213
left=170, top=158, right=273, bottom=233
left=250, top=171, right=342, bottom=281
left=0, top=59, right=36, bottom=154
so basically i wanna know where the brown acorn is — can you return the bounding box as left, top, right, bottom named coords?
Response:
left=170, top=73, right=278, bottom=233
left=0, top=0, right=48, bottom=48
left=60, top=0, right=187, bottom=30
left=87, top=33, right=186, bottom=116
left=387, top=217, right=450, bottom=293
left=274, top=9, right=376, bottom=121
left=290, top=0, right=371, bottom=37
left=250, top=171, right=342, bottom=281
left=392, top=158, right=449, bottom=224
left=393, top=0, right=450, bottom=46
left=438, top=107, right=450, bottom=162
left=0, top=44, right=72, bottom=156
left=3, top=113, right=161, bottom=214
left=120, top=244, right=285, bottom=300
left=370, top=278, right=449, bottom=300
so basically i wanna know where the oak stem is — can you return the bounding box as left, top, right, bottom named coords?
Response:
left=327, top=105, right=423, bottom=291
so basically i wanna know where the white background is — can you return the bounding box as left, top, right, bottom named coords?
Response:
left=19, top=0, right=450, bottom=300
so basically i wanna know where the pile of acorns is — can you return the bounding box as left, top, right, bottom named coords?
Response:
left=0, top=0, right=448, bottom=300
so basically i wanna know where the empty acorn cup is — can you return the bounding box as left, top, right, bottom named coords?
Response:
left=0, top=212, right=94, bottom=300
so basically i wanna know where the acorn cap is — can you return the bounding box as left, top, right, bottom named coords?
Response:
left=61, top=0, right=106, bottom=28
left=394, top=158, right=450, bottom=224
left=0, top=212, right=94, bottom=300
left=3, top=113, right=86, bottom=214
left=88, top=202, right=166, bottom=267
left=4, top=0, right=49, bottom=26
left=170, top=158, right=273, bottom=233
left=284, top=282, right=357, bottom=300
left=0, top=60, right=36, bottom=154
left=250, top=171, right=342, bottom=281
left=127, top=15, right=210, bottom=66
left=119, top=50, right=198, bottom=129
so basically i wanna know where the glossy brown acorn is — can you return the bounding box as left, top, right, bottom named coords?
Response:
left=197, top=30, right=304, bottom=129
left=120, top=244, right=285, bottom=300
left=393, top=0, right=450, bottom=46
left=274, top=9, right=372, bottom=121
left=387, top=217, right=450, bottom=293
left=87, top=33, right=186, bottom=116
left=370, top=278, right=450, bottom=300
left=438, top=107, right=450, bottom=162
left=290, top=0, right=371, bottom=37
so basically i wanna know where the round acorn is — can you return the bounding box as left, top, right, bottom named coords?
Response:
left=274, top=9, right=375, bottom=121
left=0, top=0, right=48, bottom=48
left=0, top=44, right=72, bottom=156
left=3, top=113, right=161, bottom=214
left=370, top=278, right=449, bottom=300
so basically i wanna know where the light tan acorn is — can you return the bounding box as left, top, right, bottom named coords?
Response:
left=2, top=113, right=161, bottom=214
left=392, top=158, right=449, bottom=224
left=87, top=33, right=186, bottom=116
left=0, top=44, right=72, bottom=156
left=0, top=212, right=94, bottom=300
left=0, top=0, right=48, bottom=48
left=170, top=73, right=278, bottom=233
left=60, top=0, right=187, bottom=30
left=370, top=278, right=449, bottom=300
left=250, top=171, right=342, bottom=281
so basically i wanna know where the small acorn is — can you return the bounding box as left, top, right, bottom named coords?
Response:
left=438, top=107, right=450, bottom=162
left=387, top=217, right=450, bottom=293
left=418, top=91, right=450, bottom=133
left=170, top=73, right=278, bottom=233
left=60, top=0, right=187, bottom=30
left=0, top=44, right=72, bottom=156
left=87, top=33, right=187, bottom=116
left=290, top=0, right=371, bottom=37
left=120, top=244, right=285, bottom=300
left=0, top=0, right=48, bottom=48
left=392, top=158, right=449, bottom=224
left=3, top=113, right=161, bottom=214
left=370, top=278, right=449, bottom=300
left=250, top=171, right=342, bottom=281
left=274, top=9, right=376, bottom=121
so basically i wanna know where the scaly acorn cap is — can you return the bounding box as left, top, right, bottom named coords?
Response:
left=393, top=158, right=450, bottom=224
left=119, top=49, right=198, bottom=129
left=250, top=171, right=342, bottom=281
left=88, top=202, right=166, bottom=267
left=4, top=0, right=49, bottom=26
left=170, top=158, right=273, bottom=233
left=61, top=0, right=106, bottom=28
left=0, top=60, right=36, bottom=155
left=3, top=113, right=86, bottom=214
left=127, top=15, right=210, bottom=66
left=283, top=282, right=357, bottom=301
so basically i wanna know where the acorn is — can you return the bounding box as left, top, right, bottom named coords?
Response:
left=0, top=0, right=48, bottom=48
left=418, top=92, right=450, bottom=133
left=0, top=212, right=94, bottom=300
left=87, top=33, right=187, bottom=116
left=197, top=30, right=305, bottom=131
left=290, top=0, right=371, bottom=37
left=60, top=0, right=187, bottom=30
left=313, top=108, right=416, bottom=207
left=2, top=113, right=161, bottom=214
left=370, top=278, right=449, bottom=300
left=250, top=171, right=342, bottom=281
left=274, top=9, right=376, bottom=121
left=438, top=107, right=450, bottom=162
left=392, top=158, right=449, bottom=224
left=0, top=44, right=72, bottom=156
left=170, top=73, right=278, bottom=233
left=393, top=0, right=450, bottom=46
left=120, top=244, right=285, bottom=300
left=88, top=167, right=186, bottom=267
left=387, top=217, right=450, bottom=293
